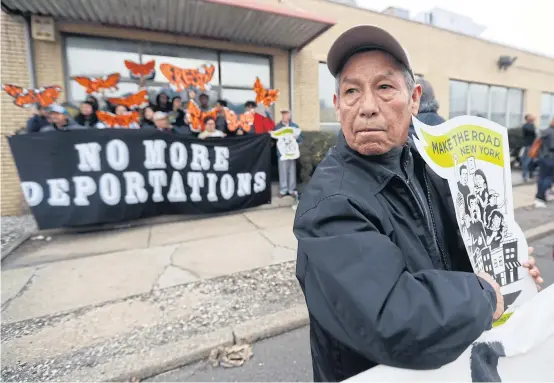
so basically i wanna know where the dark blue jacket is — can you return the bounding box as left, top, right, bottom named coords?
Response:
left=294, top=132, right=496, bottom=381
left=26, top=115, right=49, bottom=133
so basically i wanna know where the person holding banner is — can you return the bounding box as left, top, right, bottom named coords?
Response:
left=40, top=104, right=86, bottom=132
left=293, top=25, right=543, bottom=382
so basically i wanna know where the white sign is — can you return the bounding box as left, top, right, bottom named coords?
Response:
left=347, top=285, right=554, bottom=382
left=270, top=127, right=301, bottom=161
left=412, top=116, right=538, bottom=321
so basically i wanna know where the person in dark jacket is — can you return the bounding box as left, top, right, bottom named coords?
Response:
left=521, top=114, right=537, bottom=182
left=168, top=96, right=186, bottom=127
left=40, top=104, right=86, bottom=132
left=25, top=104, right=50, bottom=133
left=293, top=25, right=543, bottom=382
left=408, top=78, right=445, bottom=137
left=85, top=95, right=99, bottom=112
left=535, top=117, right=554, bottom=208
left=141, top=106, right=156, bottom=129
left=74, top=101, right=101, bottom=128
left=214, top=99, right=229, bottom=134
left=154, top=92, right=172, bottom=113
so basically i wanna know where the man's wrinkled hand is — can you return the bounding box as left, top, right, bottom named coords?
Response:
left=477, top=272, right=504, bottom=321
left=522, top=247, right=544, bottom=289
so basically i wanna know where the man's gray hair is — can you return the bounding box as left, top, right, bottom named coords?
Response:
left=334, top=53, right=415, bottom=99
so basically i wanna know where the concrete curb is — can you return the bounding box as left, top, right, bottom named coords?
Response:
left=57, top=305, right=309, bottom=382
left=525, top=222, right=554, bottom=242
left=1, top=231, right=32, bottom=261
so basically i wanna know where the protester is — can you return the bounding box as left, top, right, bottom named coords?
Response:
left=244, top=101, right=257, bottom=113
left=25, top=104, right=50, bottom=133
left=168, top=96, right=185, bottom=127
left=198, top=116, right=225, bottom=139
left=198, top=92, right=211, bottom=112
left=141, top=106, right=156, bottom=129
left=521, top=114, right=538, bottom=182
left=214, top=99, right=229, bottom=133
left=152, top=111, right=172, bottom=132
left=408, top=78, right=445, bottom=137
left=85, top=95, right=99, bottom=111
left=535, top=117, right=554, bottom=208
left=293, top=25, right=543, bottom=382
left=274, top=109, right=301, bottom=197
left=114, top=104, right=140, bottom=129
left=154, top=91, right=172, bottom=113
left=40, top=104, right=86, bottom=132
left=74, top=101, right=101, bottom=128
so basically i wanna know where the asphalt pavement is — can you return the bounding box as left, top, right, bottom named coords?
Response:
left=148, top=235, right=554, bottom=382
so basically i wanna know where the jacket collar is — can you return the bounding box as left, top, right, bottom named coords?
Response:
left=335, top=130, right=424, bottom=192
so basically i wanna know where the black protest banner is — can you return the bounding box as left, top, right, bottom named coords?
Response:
left=8, top=130, right=272, bottom=229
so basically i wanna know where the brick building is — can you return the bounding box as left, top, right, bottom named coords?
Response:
left=2, top=0, right=554, bottom=216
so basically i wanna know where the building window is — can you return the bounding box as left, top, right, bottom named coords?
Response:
left=540, top=93, right=554, bottom=129
left=319, top=62, right=340, bottom=132
left=449, top=80, right=524, bottom=128
left=64, top=35, right=271, bottom=115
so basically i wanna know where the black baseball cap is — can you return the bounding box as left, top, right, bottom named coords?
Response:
left=327, top=25, right=414, bottom=79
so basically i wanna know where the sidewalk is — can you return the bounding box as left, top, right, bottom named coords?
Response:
left=2, top=185, right=553, bottom=382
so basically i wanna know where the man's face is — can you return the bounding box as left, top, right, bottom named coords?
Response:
left=205, top=119, right=216, bottom=132
left=461, top=168, right=468, bottom=184
left=333, top=50, right=421, bottom=156
left=469, top=198, right=477, bottom=213
left=281, top=112, right=291, bottom=123
left=527, top=114, right=536, bottom=123
left=154, top=118, right=170, bottom=130
left=159, top=94, right=169, bottom=104
left=245, top=105, right=255, bottom=113
left=199, top=95, right=209, bottom=108
left=49, top=112, right=66, bottom=126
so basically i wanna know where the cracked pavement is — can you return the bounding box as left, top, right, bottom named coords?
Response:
left=1, top=207, right=299, bottom=381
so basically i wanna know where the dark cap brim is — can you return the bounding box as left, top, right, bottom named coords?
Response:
left=327, top=25, right=413, bottom=78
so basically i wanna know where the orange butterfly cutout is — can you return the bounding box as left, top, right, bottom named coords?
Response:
left=124, top=60, right=156, bottom=79
left=2, top=84, right=62, bottom=108
left=73, top=73, right=121, bottom=94
left=224, top=109, right=254, bottom=133
left=107, top=90, right=149, bottom=110
left=160, top=63, right=215, bottom=91
left=96, top=110, right=140, bottom=128
left=186, top=100, right=218, bottom=132
left=253, top=77, right=279, bottom=107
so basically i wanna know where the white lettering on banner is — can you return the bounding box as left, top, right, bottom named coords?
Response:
left=220, top=173, right=235, bottom=200
left=106, top=139, right=130, bottom=171
left=21, top=181, right=44, bottom=206
left=75, top=142, right=102, bottom=172
left=99, top=173, right=121, bottom=205
left=123, top=172, right=148, bottom=204
left=167, top=171, right=187, bottom=202
left=148, top=170, right=168, bottom=203
left=206, top=173, right=218, bottom=202
left=73, top=176, right=97, bottom=206
left=169, top=142, right=187, bottom=170
left=187, top=172, right=204, bottom=202
left=143, top=140, right=167, bottom=169
left=237, top=173, right=252, bottom=197
left=213, top=146, right=230, bottom=171
left=47, top=179, right=70, bottom=206
left=190, top=144, right=210, bottom=171
left=253, top=171, right=267, bottom=193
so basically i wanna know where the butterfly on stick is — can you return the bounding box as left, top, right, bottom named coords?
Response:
left=73, top=73, right=121, bottom=94
left=2, top=84, right=62, bottom=108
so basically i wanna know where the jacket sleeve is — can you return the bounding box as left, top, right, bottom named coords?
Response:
left=294, top=194, right=496, bottom=369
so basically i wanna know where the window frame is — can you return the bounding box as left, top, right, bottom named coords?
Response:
left=62, top=33, right=274, bottom=107
left=540, top=92, right=554, bottom=129
left=449, top=79, right=524, bottom=128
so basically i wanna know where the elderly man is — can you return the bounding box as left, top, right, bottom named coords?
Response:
left=293, top=25, right=543, bottom=382
left=40, top=104, right=85, bottom=132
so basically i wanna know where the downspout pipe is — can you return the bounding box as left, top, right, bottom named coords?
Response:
left=24, top=14, right=37, bottom=89
left=288, top=49, right=296, bottom=118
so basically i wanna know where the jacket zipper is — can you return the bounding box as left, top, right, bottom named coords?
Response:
left=399, top=154, right=450, bottom=271
left=422, top=169, right=450, bottom=271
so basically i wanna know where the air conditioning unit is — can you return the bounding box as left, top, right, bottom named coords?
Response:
left=31, top=15, right=56, bottom=42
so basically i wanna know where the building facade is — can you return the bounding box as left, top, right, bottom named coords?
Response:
left=2, top=0, right=554, bottom=216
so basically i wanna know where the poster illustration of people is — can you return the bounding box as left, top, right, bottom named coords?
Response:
left=412, top=116, right=538, bottom=323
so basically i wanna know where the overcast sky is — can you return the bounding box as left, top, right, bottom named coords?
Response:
left=356, top=0, right=553, bottom=58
